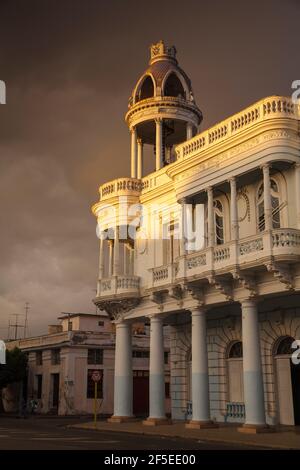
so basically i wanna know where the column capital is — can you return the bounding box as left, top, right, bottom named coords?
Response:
left=155, top=117, right=163, bottom=124
left=190, top=306, right=207, bottom=316
left=149, top=314, right=163, bottom=324
left=240, top=298, right=257, bottom=309
left=206, top=186, right=213, bottom=195
left=130, top=125, right=136, bottom=133
left=137, top=137, right=143, bottom=145
left=295, top=162, right=300, bottom=169
left=261, top=162, right=271, bottom=172
left=178, top=196, right=189, bottom=205
left=229, top=176, right=236, bottom=184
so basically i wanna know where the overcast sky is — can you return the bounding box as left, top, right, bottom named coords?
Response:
left=0, top=0, right=299, bottom=337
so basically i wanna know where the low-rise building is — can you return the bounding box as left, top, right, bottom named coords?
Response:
left=4, top=313, right=170, bottom=416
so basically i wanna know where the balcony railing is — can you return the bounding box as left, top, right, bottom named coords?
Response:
left=97, top=275, right=140, bottom=297
left=176, top=96, right=299, bottom=160
left=149, top=228, right=300, bottom=288
left=99, top=177, right=142, bottom=201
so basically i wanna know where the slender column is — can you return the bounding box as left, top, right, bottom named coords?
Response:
left=230, top=177, right=239, bottom=241
left=109, top=322, right=133, bottom=421
left=262, top=163, right=272, bottom=231
left=207, top=187, right=214, bottom=247
left=108, top=240, right=113, bottom=277
left=238, top=299, right=267, bottom=432
left=137, top=138, right=143, bottom=179
left=295, top=163, right=300, bottom=229
left=129, top=246, right=134, bottom=275
left=179, top=198, right=187, bottom=256
left=155, top=118, right=163, bottom=171
left=144, top=316, right=168, bottom=424
left=113, top=226, right=119, bottom=276
left=98, top=232, right=105, bottom=278
left=186, top=122, right=194, bottom=140
left=123, top=243, right=127, bottom=275
left=186, top=307, right=217, bottom=428
left=131, top=127, right=137, bottom=178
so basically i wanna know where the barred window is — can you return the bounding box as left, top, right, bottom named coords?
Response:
left=87, top=349, right=103, bottom=365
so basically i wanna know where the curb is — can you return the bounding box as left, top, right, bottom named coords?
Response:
left=69, top=423, right=299, bottom=450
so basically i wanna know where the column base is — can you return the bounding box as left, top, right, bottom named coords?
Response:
left=142, top=417, right=172, bottom=426
left=107, top=416, right=138, bottom=424
left=185, top=420, right=219, bottom=429
left=237, top=424, right=275, bottom=434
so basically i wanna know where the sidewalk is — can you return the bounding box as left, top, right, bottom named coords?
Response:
left=71, top=420, right=300, bottom=449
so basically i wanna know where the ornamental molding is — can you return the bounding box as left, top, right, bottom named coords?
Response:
left=208, top=274, right=233, bottom=301
left=94, top=297, right=141, bottom=320
left=172, top=130, right=293, bottom=183
left=265, top=261, right=294, bottom=290
left=232, top=269, right=256, bottom=297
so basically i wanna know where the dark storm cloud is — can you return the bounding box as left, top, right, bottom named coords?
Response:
left=0, top=0, right=299, bottom=335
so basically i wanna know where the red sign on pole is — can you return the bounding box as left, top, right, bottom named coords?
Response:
left=91, top=370, right=102, bottom=382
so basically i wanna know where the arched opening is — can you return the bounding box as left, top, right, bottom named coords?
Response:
left=257, top=178, right=281, bottom=232
left=274, top=336, right=300, bottom=425
left=137, top=75, right=154, bottom=101
left=227, top=341, right=244, bottom=404
left=164, top=72, right=185, bottom=98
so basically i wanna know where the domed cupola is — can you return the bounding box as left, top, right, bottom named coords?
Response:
left=125, top=41, right=202, bottom=178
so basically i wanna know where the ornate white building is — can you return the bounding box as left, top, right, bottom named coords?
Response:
left=92, top=41, right=300, bottom=432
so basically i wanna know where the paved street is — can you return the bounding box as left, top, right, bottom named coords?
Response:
left=0, top=417, right=264, bottom=450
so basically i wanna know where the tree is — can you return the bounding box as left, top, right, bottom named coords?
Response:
left=0, top=347, right=28, bottom=413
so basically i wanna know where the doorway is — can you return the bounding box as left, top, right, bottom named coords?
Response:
left=133, top=370, right=149, bottom=416
left=51, top=373, right=60, bottom=410
left=275, top=336, right=300, bottom=425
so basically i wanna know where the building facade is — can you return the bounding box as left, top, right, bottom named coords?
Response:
left=93, top=41, right=300, bottom=430
left=4, top=313, right=170, bottom=416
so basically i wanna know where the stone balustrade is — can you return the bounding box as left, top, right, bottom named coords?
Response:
left=176, top=96, right=299, bottom=160
left=149, top=228, right=300, bottom=288
left=97, top=275, right=140, bottom=297
left=99, top=177, right=142, bottom=201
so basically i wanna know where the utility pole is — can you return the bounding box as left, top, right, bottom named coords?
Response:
left=24, top=302, right=30, bottom=339
left=9, top=314, right=24, bottom=340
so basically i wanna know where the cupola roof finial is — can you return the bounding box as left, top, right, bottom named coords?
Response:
left=149, top=40, right=177, bottom=65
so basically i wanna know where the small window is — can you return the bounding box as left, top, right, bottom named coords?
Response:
left=86, top=370, right=103, bottom=399
left=36, top=374, right=43, bottom=399
left=36, top=351, right=43, bottom=366
left=88, top=349, right=103, bottom=365
left=164, top=351, right=169, bottom=364
left=132, top=350, right=149, bottom=358
left=165, top=382, right=170, bottom=398
left=51, top=349, right=60, bottom=365
left=276, top=336, right=295, bottom=355
left=228, top=341, right=243, bottom=358
left=98, top=321, right=104, bottom=327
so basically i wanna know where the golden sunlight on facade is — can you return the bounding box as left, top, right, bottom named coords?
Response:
left=92, top=41, right=300, bottom=431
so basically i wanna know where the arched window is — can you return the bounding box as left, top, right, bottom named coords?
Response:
left=164, top=72, right=185, bottom=98
left=228, top=341, right=243, bottom=358
left=257, top=178, right=281, bottom=232
left=275, top=336, right=295, bottom=355
left=137, top=75, right=154, bottom=101
left=214, top=200, right=224, bottom=245
left=227, top=341, right=244, bottom=403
